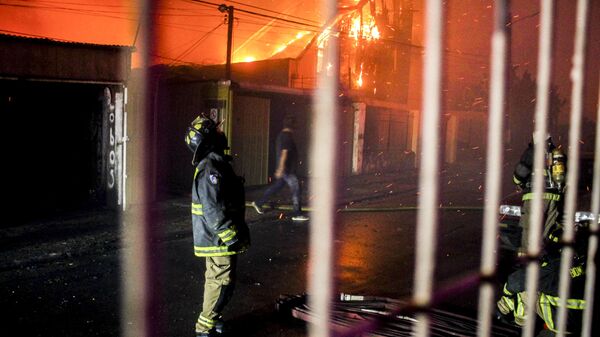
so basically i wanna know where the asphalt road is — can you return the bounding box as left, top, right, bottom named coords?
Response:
left=0, top=205, right=488, bottom=337
left=2, top=167, right=595, bottom=337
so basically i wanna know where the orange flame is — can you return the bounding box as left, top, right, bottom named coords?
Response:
left=270, top=31, right=310, bottom=57
left=348, top=13, right=380, bottom=42
left=356, top=63, right=364, bottom=87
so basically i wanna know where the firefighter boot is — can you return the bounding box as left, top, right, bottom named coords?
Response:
left=214, top=320, right=225, bottom=334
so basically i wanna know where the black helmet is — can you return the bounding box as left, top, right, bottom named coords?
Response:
left=185, top=116, right=217, bottom=165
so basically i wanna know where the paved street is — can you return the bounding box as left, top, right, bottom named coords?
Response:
left=0, top=166, right=554, bottom=337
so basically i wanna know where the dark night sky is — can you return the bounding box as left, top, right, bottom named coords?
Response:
left=444, top=0, right=599, bottom=123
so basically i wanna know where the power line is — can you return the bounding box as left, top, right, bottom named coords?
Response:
left=0, top=2, right=137, bottom=21
left=232, top=6, right=322, bottom=29
left=169, top=22, right=224, bottom=65
left=0, top=28, right=133, bottom=47
left=177, top=0, right=490, bottom=61
left=8, top=0, right=135, bottom=9
left=224, top=0, right=322, bottom=25
left=183, top=0, right=323, bottom=29
left=0, top=28, right=71, bottom=41
left=0, top=1, right=137, bottom=15
left=0, top=0, right=490, bottom=66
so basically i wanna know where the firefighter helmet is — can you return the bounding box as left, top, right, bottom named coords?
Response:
left=185, top=116, right=217, bottom=165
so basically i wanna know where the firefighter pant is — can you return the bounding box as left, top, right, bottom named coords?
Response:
left=497, top=267, right=530, bottom=326
left=196, top=255, right=237, bottom=334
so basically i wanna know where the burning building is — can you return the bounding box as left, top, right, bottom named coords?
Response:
left=133, top=0, right=424, bottom=200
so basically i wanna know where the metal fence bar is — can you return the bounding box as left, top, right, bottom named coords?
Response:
left=523, top=1, right=555, bottom=337
left=307, top=0, right=338, bottom=335
left=412, top=1, right=444, bottom=336
left=476, top=1, right=509, bottom=337
left=582, top=73, right=600, bottom=337
left=556, top=0, right=590, bottom=335
left=121, top=1, right=153, bottom=336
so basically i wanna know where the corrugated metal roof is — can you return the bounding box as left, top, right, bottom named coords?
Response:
left=0, top=32, right=133, bottom=82
left=0, top=31, right=134, bottom=50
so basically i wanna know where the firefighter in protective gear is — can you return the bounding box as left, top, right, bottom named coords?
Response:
left=496, top=220, right=588, bottom=335
left=512, top=134, right=566, bottom=256
left=185, top=116, right=250, bottom=337
left=496, top=134, right=577, bottom=332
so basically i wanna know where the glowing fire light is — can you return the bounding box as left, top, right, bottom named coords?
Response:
left=243, top=56, right=256, bottom=62
left=348, top=14, right=380, bottom=42
left=270, top=31, right=310, bottom=57
left=356, top=63, right=364, bottom=87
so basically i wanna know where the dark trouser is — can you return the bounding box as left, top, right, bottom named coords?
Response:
left=196, top=255, right=237, bottom=334
left=496, top=258, right=559, bottom=326
left=256, top=173, right=301, bottom=214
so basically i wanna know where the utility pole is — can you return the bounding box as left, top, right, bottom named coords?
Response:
left=219, top=4, right=234, bottom=80
left=217, top=4, right=234, bottom=152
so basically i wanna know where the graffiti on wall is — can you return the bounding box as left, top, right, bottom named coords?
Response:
left=104, top=87, right=116, bottom=190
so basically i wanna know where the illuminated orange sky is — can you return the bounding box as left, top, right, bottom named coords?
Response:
left=0, top=0, right=598, bottom=119
left=0, top=0, right=135, bottom=45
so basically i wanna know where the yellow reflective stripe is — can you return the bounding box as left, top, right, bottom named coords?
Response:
left=199, top=315, right=214, bottom=325
left=522, top=192, right=561, bottom=201
left=570, top=265, right=584, bottom=278
left=195, top=251, right=238, bottom=257
left=500, top=296, right=514, bottom=311
left=515, top=293, right=525, bottom=317
left=197, top=315, right=215, bottom=328
left=191, top=203, right=203, bottom=215
left=503, top=283, right=513, bottom=296
left=513, top=175, right=522, bottom=185
left=194, top=245, right=246, bottom=257
left=545, top=295, right=586, bottom=310
left=194, top=167, right=200, bottom=179
left=195, top=245, right=229, bottom=253
left=567, top=299, right=586, bottom=309
left=539, top=294, right=555, bottom=330
left=218, top=228, right=237, bottom=242
left=196, top=251, right=238, bottom=257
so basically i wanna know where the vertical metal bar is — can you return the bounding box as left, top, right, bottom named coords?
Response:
left=116, top=91, right=124, bottom=207
left=556, top=0, right=590, bottom=335
left=225, top=5, right=233, bottom=80
left=476, top=1, right=508, bottom=336
left=307, top=0, right=338, bottom=336
left=121, top=1, right=156, bottom=337
left=581, top=73, right=600, bottom=337
left=412, top=1, right=443, bottom=336
left=523, top=1, right=555, bottom=337
left=122, top=104, right=128, bottom=211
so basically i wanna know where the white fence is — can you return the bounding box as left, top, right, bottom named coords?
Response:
left=124, top=1, right=598, bottom=337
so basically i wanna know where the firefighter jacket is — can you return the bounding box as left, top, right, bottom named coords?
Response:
left=513, top=140, right=562, bottom=202
left=191, top=152, right=250, bottom=257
